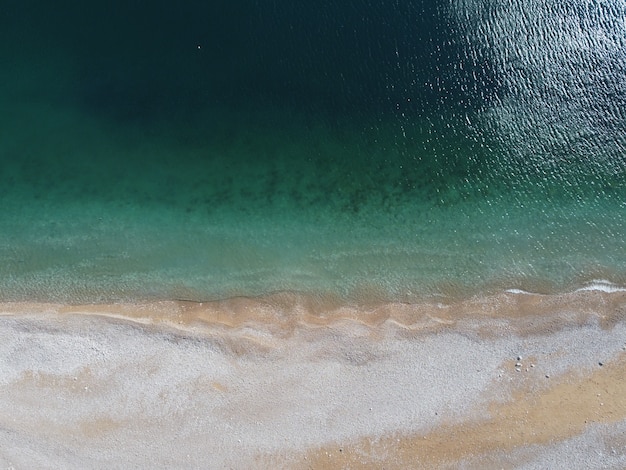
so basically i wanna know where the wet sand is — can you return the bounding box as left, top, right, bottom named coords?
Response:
left=1, top=289, right=625, bottom=468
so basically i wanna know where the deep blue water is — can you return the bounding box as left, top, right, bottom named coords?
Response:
left=0, top=0, right=624, bottom=302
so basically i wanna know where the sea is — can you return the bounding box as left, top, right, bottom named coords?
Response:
left=1, top=0, right=624, bottom=304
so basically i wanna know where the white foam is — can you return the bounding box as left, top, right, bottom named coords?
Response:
left=575, top=280, right=626, bottom=294
left=505, top=289, right=533, bottom=295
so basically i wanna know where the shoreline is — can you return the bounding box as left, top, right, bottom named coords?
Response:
left=1, top=289, right=626, bottom=468
left=2, top=286, right=625, bottom=336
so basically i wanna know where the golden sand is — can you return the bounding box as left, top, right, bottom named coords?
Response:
left=3, top=288, right=624, bottom=337
left=297, top=354, right=626, bottom=468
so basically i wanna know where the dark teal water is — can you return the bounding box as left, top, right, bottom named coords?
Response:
left=1, top=1, right=624, bottom=302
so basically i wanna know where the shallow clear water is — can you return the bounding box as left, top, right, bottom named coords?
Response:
left=0, top=1, right=624, bottom=302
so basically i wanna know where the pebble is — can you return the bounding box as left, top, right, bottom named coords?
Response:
left=517, top=356, right=522, bottom=361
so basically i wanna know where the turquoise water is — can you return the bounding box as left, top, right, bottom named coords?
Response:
left=0, top=1, right=624, bottom=302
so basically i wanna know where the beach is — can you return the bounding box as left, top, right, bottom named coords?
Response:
left=2, top=288, right=625, bottom=468
left=2, top=1, right=625, bottom=468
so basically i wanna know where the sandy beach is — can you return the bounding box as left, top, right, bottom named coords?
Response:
left=2, top=0, right=625, bottom=468
left=0, top=289, right=625, bottom=468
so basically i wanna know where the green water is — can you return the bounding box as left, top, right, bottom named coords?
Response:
left=0, top=1, right=624, bottom=302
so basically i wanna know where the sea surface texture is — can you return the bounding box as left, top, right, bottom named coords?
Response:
left=1, top=0, right=624, bottom=302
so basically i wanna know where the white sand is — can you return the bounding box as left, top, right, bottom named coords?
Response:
left=0, top=291, right=625, bottom=468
